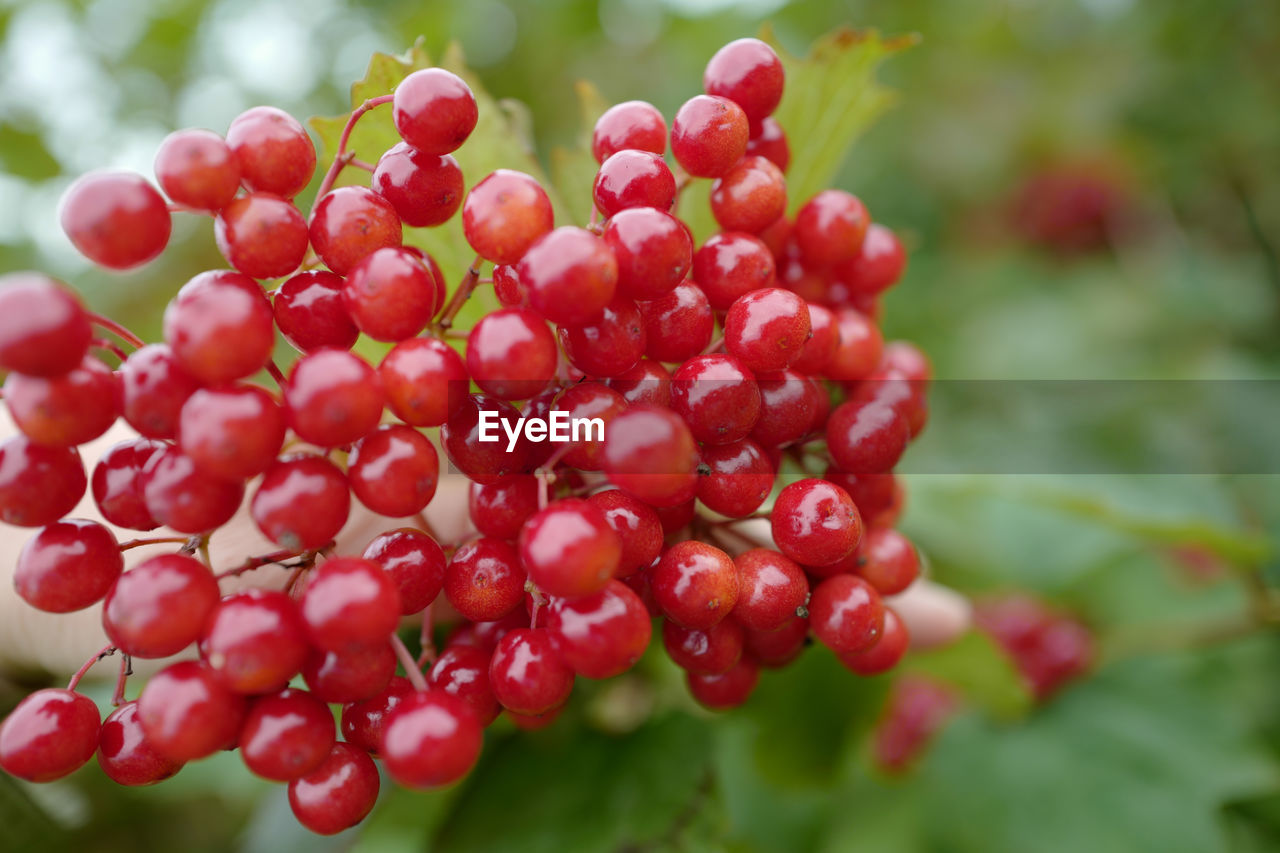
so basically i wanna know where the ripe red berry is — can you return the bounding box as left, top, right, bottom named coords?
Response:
left=547, top=580, right=652, bottom=678
left=4, top=354, right=119, bottom=447
left=745, top=117, right=790, bottom=172
left=201, top=589, right=309, bottom=693
left=381, top=690, right=483, bottom=788
left=288, top=742, right=380, bottom=835
left=809, top=574, right=885, bottom=654
left=771, top=478, right=862, bottom=566
left=302, top=557, right=402, bottom=651
left=671, top=354, right=762, bottom=445
left=832, top=223, right=905, bottom=297
left=340, top=676, right=414, bottom=754
left=593, top=150, right=676, bottom=217
left=637, top=281, right=712, bottom=362
left=603, top=406, right=699, bottom=507
left=445, top=536, right=526, bottom=622
left=363, top=528, right=447, bottom=615
left=103, top=553, right=219, bottom=658
left=671, top=95, right=749, bottom=178
left=141, top=446, right=244, bottom=534
left=687, top=657, right=759, bottom=710
left=469, top=475, right=539, bottom=541
left=466, top=307, right=557, bottom=400
left=373, top=142, right=465, bottom=226
left=309, top=186, right=403, bottom=276
left=703, top=38, right=785, bottom=124
left=489, top=628, right=575, bottom=715
left=118, top=344, right=200, bottom=439
left=462, top=169, right=555, bottom=265
left=826, top=397, right=910, bottom=474
left=838, top=606, right=908, bottom=675
left=710, top=155, right=787, bottom=234
left=379, top=337, right=469, bottom=427
left=724, top=287, right=811, bottom=372
left=273, top=271, right=360, bottom=352
left=0, top=273, right=92, bottom=377
left=793, top=190, right=871, bottom=269
left=343, top=246, right=437, bottom=341
left=92, top=438, right=164, bottom=530
left=428, top=645, right=500, bottom=725
left=607, top=359, right=672, bottom=408
left=519, top=499, right=622, bottom=600
left=154, top=128, right=240, bottom=212
left=239, top=688, right=335, bottom=781
left=518, top=226, right=618, bottom=326
left=163, top=271, right=275, bottom=385
left=226, top=106, right=316, bottom=197
left=750, top=369, right=819, bottom=448
left=662, top=617, right=743, bottom=675
left=348, top=424, right=439, bottom=517
left=15, top=519, right=121, bottom=613
left=251, top=454, right=350, bottom=551
left=592, top=100, right=667, bottom=163
left=651, top=540, right=739, bottom=629
left=603, top=207, right=693, bottom=301
left=731, top=548, right=809, bottom=632
left=586, top=489, right=663, bottom=576
left=178, top=384, right=286, bottom=480
left=302, top=642, right=396, bottom=704
left=826, top=308, right=883, bottom=382
left=137, top=661, right=246, bottom=761
left=284, top=348, right=384, bottom=447
left=0, top=437, right=86, bottom=527
left=60, top=171, right=171, bottom=269
left=559, top=296, right=646, bottom=378
left=743, top=614, right=809, bottom=668
left=855, top=528, right=920, bottom=595
left=791, top=303, right=838, bottom=374
left=696, top=439, right=774, bottom=518
left=692, top=231, right=776, bottom=310
left=441, top=394, right=529, bottom=485
left=96, top=701, right=182, bottom=786
left=394, top=68, right=478, bottom=155
left=0, top=688, right=100, bottom=782
left=214, top=192, right=309, bottom=279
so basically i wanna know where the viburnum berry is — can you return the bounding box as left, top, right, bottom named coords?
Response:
left=4, top=355, right=119, bottom=447
left=96, top=702, right=182, bottom=786
left=547, top=580, right=652, bottom=679
left=604, top=206, right=693, bottom=301
left=363, top=528, right=447, bottom=614
left=251, top=454, right=350, bottom=551
left=340, top=676, right=414, bottom=755
left=284, top=348, right=384, bottom=447
left=607, top=359, right=673, bottom=408
left=592, top=100, right=667, bottom=163
left=519, top=498, right=622, bottom=599
left=731, top=548, right=809, bottom=632
left=696, top=439, right=774, bottom=518
left=724, top=287, right=811, bottom=372
left=445, top=536, right=526, bottom=622
left=832, top=223, right=906, bottom=298
left=163, top=271, right=275, bottom=386
left=662, top=617, right=743, bottom=675
left=671, top=353, right=762, bottom=445
left=671, top=94, right=749, bottom=178
left=428, top=645, right=500, bottom=725
left=92, top=438, right=164, bottom=530
left=201, top=589, right=310, bottom=694
left=0, top=437, right=86, bottom=527
left=687, top=658, right=759, bottom=710
left=703, top=37, right=785, bottom=124
left=178, top=384, right=286, bottom=480
left=137, top=661, right=246, bottom=762
left=309, top=186, right=402, bottom=276
left=60, top=171, right=171, bottom=269
left=742, top=614, right=809, bottom=668
left=518, top=226, right=618, bottom=326
left=466, top=307, right=557, bottom=400
left=15, top=519, right=122, bottom=613
left=651, top=540, right=739, bottom=629
left=489, top=628, right=575, bottom=715
left=239, top=688, right=335, bottom=781
left=214, top=192, right=310, bottom=279
left=469, top=475, right=539, bottom=541
left=103, top=553, right=220, bottom=658
left=288, top=742, right=380, bottom=835
left=380, top=690, right=483, bottom=789
left=343, top=246, right=438, bottom=341
left=826, top=308, right=884, bottom=382
left=0, top=688, right=100, bottom=782
left=348, top=425, right=439, bottom=517
left=603, top=406, right=700, bottom=507
left=809, top=574, right=885, bottom=654
left=141, top=446, right=244, bottom=534
left=301, top=557, right=402, bottom=651
left=441, top=394, right=529, bottom=485
left=559, top=296, right=646, bottom=379
left=463, top=169, right=554, bottom=265
left=745, top=116, right=790, bottom=172
left=771, top=478, right=862, bottom=566
left=826, top=396, right=910, bottom=474
left=710, top=155, right=787, bottom=234
left=373, top=142, right=465, bottom=227
left=593, top=149, right=676, bottom=216
left=118, top=344, right=200, bottom=439
left=750, top=369, right=819, bottom=448
left=0, top=273, right=92, bottom=377
left=638, top=281, right=714, bottom=363
left=302, top=642, right=397, bottom=704
left=154, top=128, right=240, bottom=212
left=586, top=490, right=663, bottom=576
left=856, top=528, right=920, bottom=595
left=379, top=336, right=469, bottom=427
left=791, top=303, right=838, bottom=374
left=692, top=231, right=776, bottom=310
left=393, top=68, right=478, bottom=155
left=838, top=607, right=909, bottom=675
left=793, top=189, right=871, bottom=269
left=226, top=106, right=316, bottom=198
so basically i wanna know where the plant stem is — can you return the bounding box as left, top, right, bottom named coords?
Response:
left=314, top=94, right=395, bottom=201
left=112, top=654, right=131, bottom=706
left=88, top=313, right=144, bottom=348
left=390, top=634, right=428, bottom=691
left=436, top=255, right=485, bottom=331
left=118, top=536, right=190, bottom=551
left=67, top=644, right=115, bottom=691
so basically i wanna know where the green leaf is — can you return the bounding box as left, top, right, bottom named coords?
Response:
left=432, top=715, right=715, bottom=853
left=901, top=631, right=1032, bottom=719
left=549, top=80, right=610, bottom=227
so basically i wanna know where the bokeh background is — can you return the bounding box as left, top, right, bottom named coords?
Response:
left=1, top=0, right=1279, bottom=850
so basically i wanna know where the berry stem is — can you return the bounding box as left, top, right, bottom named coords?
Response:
left=166, top=202, right=211, bottom=216
left=390, top=633, right=429, bottom=691
left=265, top=360, right=287, bottom=389
left=348, top=158, right=377, bottom=172
left=118, top=536, right=190, bottom=551
left=417, top=602, right=437, bottom=668
left=88, top=312, right=145, bottom=349
left=67, top=644, right=116, bottom=691
left=314, top=94, right=395, bottom=201
left=525, top=581, right=549, bottom=629
left=111, top=653, right=132, bottom=706
left=92, top=337, right=131, bottom=361
left=703, top=334, right=725, bottom=355
left=215, top=548, right=305, bottom=580
left=436, top=255, right=485, bottom=331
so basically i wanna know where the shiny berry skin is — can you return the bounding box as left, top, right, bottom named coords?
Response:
left=239, top=689, right=335, bottom=781
left=441, top=394, right=528, bottom=485
left=746, top=117, right=790, bottom=172
left=343, top=246, right=437, bottom=342
left=704, top=38, right=785, bottom=124
left=103, top=554, right=219, bottom=658
left=201, top=589, right=309, bottom=693
left=559, top=296, right=646, bottom=378
left=373, top=142, right=464, bottom=227
left=692, top=232, right=776, bottom=311
left=603, top=406, right=699, bottom=507
left=341, top=676, right=414, bottom=754
left=731, top=548, right=808, bottom=632
left=466, top=308, right=556, bottom=400
left=379, top=337, right=468, bottom=427
left=823, top=467, right=898, bottom=525
left=288, top=742, right=380, bottom=835
left=652, top=540, right=739, bottom=629
left=251, top=454, right=350, bottom=551
left=771, top=478, right=862, bottom=567
left=227, top=106, right=316, bottom=197
left=545, top=382, right=623, bottom=472
left=96, top=702, right=182, bottom=786
left=0, top=437, right=85, bottom=527
left=469, top=476, right=539, bottom=541
left=309, top=186, right=402, bottom=276
left=284, top=348, right=384, bottom=447
left=489, top=628, right=574, bottom=715
left=5, top=355, right=119, bottom=447
left=826, top=308, right=883, bottom=382
left=118, top=344, right=199, bottom=439
left=878, top=340, right=932, bottom=384
left=137, top=661, right=246, bottom=761
left=348, top=425, right=439, bottom=517
left=671, top=354, right=761, bottom=446
left=0, top=273, right=91, bottom=377
left=743, top=614, right=809, bottom=668
left=547, top=580, right=652, bottom=678
left=273, top=271, right=360, bottom=352
left=603, top=207, right=692, bottom=301
left=302, top=642, right=396, bottom=704
left=428, top=645, right=500, bottom=725
left=154, top=128, right=240, bottom=212
left=178, top=385, right=285, bottom=480
left=59, top=171, right=171, bottom=269
left=164, top=271, right=275, bottom=386
left=449, top=608, right=530, bottom=653
left=0, top=688, right=100, bottom=782
left=141, top=446, right=244, bottom=534
left=586, top=489, right=663, bottom=576
left=663, top=617, right=743, bottom=675
left=710, top=155, right=786, bottom=234
left=445, top=537, right=525, bottom=622
left=791, top=304, right=838, bottom=374
left=215, top=192, right=309, bottom=279
left=394, top=68, right=477, bottom=154
left=750, top=369, right=818, bottom=448
left=725, top=287, right=811, bottom=372
left=608, top=359, right=672, bottom=408
left=518, top=226, right=618, bottom=326
left=826, top=398, right=910, bottom=474
left=463, top=169, right=555, bottom=265
left=519, top=499, right=621, bottom=599
left=654, top=498, right=697, bottom=535
left=92, top=438, right=163, bottom=530
left=15, top=519, right=121, bottom=613
left=638, top=281, right=713, bottom=363
left=592, top=100, right=667, bottom=163
left=833, top=223, right=905, bottom=297
left=838, top=606, right=908, bottom=675
left=492, top=264, right=526, bottom=307
left=671, top=95, right=749, bottom=178
left=809, top=574, right=884, bottom=654
left=381, top=690, right=483, bottom=788
left=302, top=557, right=401, bottom=651
left=856, top=528, right=920, bottom=595
left=363, top=528, right=446, bottom=615
left=793, top=190, right=870, bottom=269
left=696, top=439, right=773, bottom=518
left=687, top=658, right=759, bottom=710
left=594, top=150, right=676, bottom=217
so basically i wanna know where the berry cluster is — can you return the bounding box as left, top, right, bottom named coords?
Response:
left=974, top=595, right=1094, bottom=700
left=0, top=37, right=929, bottom=833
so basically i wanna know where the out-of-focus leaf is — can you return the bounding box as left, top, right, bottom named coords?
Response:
left=549, top=80, right=609, bottom=227
left=901, top=631, right=1031, bottom=718
left=350, top=775, right=458, bottom=853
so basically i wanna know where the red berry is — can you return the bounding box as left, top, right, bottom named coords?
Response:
left=692, top=232, right=776, bottom=311
left=394, top=68, right=478, bottom=155
left=201, top=589, right=309, bottom=693
left=0, top=273, right=91, bottom=377
left=826, top=308, right=883, bottom=381
left=663, top=617, right=743, bottom=675
left=549, top=382, right=626, bottom=471
left=602, top=406, right=699, bottom=507
left=0, top=688, right=100, bottom=782
left=878, top=340, right=932, bottom=384
left=163, top=271, right=274, bottom=385
left=363, top=528, right=446, bottom=615
left=518, top=226, right=618, bottom=326
left=731, top=548, right=808, bottom=632
left=559, top=296, right=646, bottom=379
left=445, top=537, right=525, bottom=622
left=288, top=742, right=380, bottom=835
left=15, top=519, right=121, bottom=613
left=0, top=437, right=85, bottom=527
left=832, top=223, right=905, bottom=297
left=671, top=95, right=749, bottom=178
left=746, top=117, right=790, bottom=172
left=379, top=337, right=469, bottom=427
left=141, top=446, right=244, bottom=534
left=838, top=606, right=908, bottom=675
left=215, top=192, right=309, bottom=279
left=519, top=499, right=621, bottom=599
left=466, top=307, right=557, bottom=400
left=137, top=661, right=246, bottom=761
left=687, top=658, right=759, bottom=710
left=638, top=281, right=713, bottom=363
left=373, top=142, right=464, bottom=227
left=226, top=106, right=316, bottom=198
left=309, top=186, right=402, bottom=276
left=593, top=150, right=675, bottom=217
left=343, top=246, right=437, bottom=341
left=348, top=425, right=439, bottom=517
left=743, top=614, right=809, bottom=668
left=607, top=359, right=672, bottom=408
left=302, top=557, right=402, bottom=651
left=5, top=355, right=119, bottom=447
left=856, top=528, right=920, bottom=595
left=791, top=303, right=838, bottom=374
left=793, top=190, right=870, bottom=269
left=273, top=271, right=360, bottom=352
left=696, top=439, right=773, bottom=518
left=603, top=207, right=692, bottom=301
left=750, top=369, right=819, bottom=447
left=178, top=384, right=285, bottom=479
left=651, top=540, right=739, bottom=629
left=154, top=128, right=240, bottom=212
left=240, top=688, right=335, bottom=781
left=463, top=169, right=554, bottom=265
left=284, top=348, right=384, bottom=447
left=103, top=554, right=219, bottom=658
left=710, top=155, right=786, bottom=234
left=441, top=394, right=529, bottom=485
left=381, top=689, right=484, bottom=787
left=704, top=38, right=785, bottom=124
left=547, top=580, right=652, bottom=678
left=771, top=478, right=862, bottom=566
left=809, top=574, right=884, bottom=654
left=671, top=353, right=761, bottom=445
left=251, top=454, right=350, bottom=551
left=341, top=676, right=414, bottom=754
left=60, top=171, right=171, bottom=269
left=92, top=438, right=164, bottom=530
left=587, top=490, right=663, bottom=577
left=469, top=475, right=540, bottom=541
left=724, top=287, right=810, bottom=372
left=489, top=628, right=574, bottom=714
left=592, top=100, right=667, bottom=163
left=826, top=397, right=910, bottom=474
left=428, top=645, right=500, bottom=725
left=119, top=344, right=200, bottom=439
left=302, top=641, right=396, bottom=704
left=96, top=701, right=182, bottom=786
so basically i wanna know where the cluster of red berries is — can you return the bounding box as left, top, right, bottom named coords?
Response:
left=975, top=595, right=1095, bottom=700
left=0, top=38, right=929, bottom=834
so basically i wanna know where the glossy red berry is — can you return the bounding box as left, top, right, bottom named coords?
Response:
left=636, top=282, right=711, bottom=363
left=288, top=742, right=380, bottom=835
left=163, top=271, right=275, bottom=385
left=373, top=142, right=464, bottom=227
left=586, top=489, right=663, bottom=576
left=445, top=537, right=526, bottom=622
left=832, top=223, right=905, bottom=297
left=141, top=446, right=244, bottom=534
left=0, top=437, right=85, bottom=527
left=671, top=95, right=749, bottom=178
left=704, top=38, right=784, bottom=123
left=363, top=528, right=446, bottom=615
left=215, top=192, right=309, bottom=279
left=118, top=344, right=200, bottom=439
left=251, top=454, right=350, bottom=551
left=731, top=548, right=808, bottom=632
left=607, top=359, right=672, bottom=408
left=394, top=68, right=478, bottom=154
left=348, top=425, right=439, bottom=517
left=226, top=106, right=316, bottom=198
left=340, top=676, right=414, bottom=754
left=463, top=169, right=554, bottom=265
left=710, top=155, right=786, bottom=234
left=838, top=606, right=908, bottom=675
left=379, top=337, right=469, bottom=427
left=671, top=354, right=761, bottom=446
left=0, top=688, right=100, bottom=782
left=592, top=100, right=667, bottom=163
left=92, top=438, right=164, bottom=530
left=466, top=308, right=557, bottom=400
left=489, top=628, right=574, bottom=715
left=559, top=296, right=646, bottom=378
left=791, top=303, right=838, bottom=374
left=302, top=557, right=401, bottom=651
left=96, top=701, right=182, bottom=786
left=593, top=150, right=676, bottom=217
left=137, top=661, right=246, bottom=762
left=771, top=478, right=862, bottom=567
left=469, top=475, right=539, bottom=541
left=309, top=186, right=402, bottom=276
left=441, top=394, right=529, bottom=485
left=4, top=354, right=119, bottom=447
left=652, top=540, right=739, bottom=629
left=0, top=273, right=91, bottom=377
left=239, top=688, right=335, bottom=781
left=273, top=271, right=360, bottom=352
left=743, top=614, right=809, bottom=668
left=343, top=246, right=437, bottom=341
left=178, top=384, right=286, bottom=480
left=602, top=406, right=699, bottom=507
left=750, top=369, right=819, bottom=448
left=855, top=528, right=920, bottom=595
left=687, top=658, right=759, bottom=710
left=696, top=439, right=774, bottom=518
left=428, top=645, right=500, bottom=725
left=547, top=580, right=652, bottom=679
left=284, top=348, right=384, bottom=447
left=302, top=642, right=396, bottom=704
left=826, top=397, right=910, bottom=474
left=692, top=232, right=775, bottom=311
left=15, top=519, right=121, bottom=613
left=103, top=553, right=219, bottom=658
left=663, top=617, right=743, bottom=675
left=745, top=117, right=790, bottom=172
left=519, top=499, right=621, bottom=599
left=154, top=128, right=240, bottom=212
left=603, top=207, right=692, bottom=301
left=381, top=689, right=483, bottom=788
left=809, top=574, right=885, bottom=654
left=201, top=589, right=309, bottom=693
left=518, top=226, right=618, bottom=326
left=724, top=287, right=810, bottom=372
left=826, top=308, right=883, bottom=381
left=793, top=190, right=870, bottom=269
left=60, top=171, right=171, bottom=269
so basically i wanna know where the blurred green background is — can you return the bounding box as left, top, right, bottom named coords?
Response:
left=1, top=0, right=1279, bottom=850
